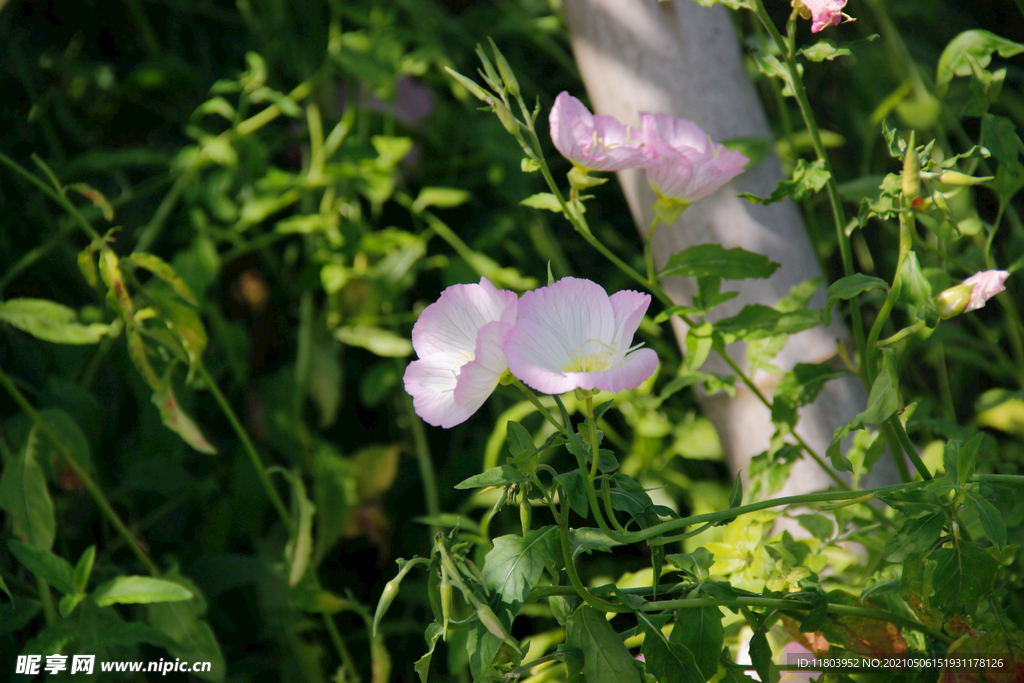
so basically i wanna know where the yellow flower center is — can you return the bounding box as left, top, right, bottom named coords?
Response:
left=563, top=340, right=617, bottom=373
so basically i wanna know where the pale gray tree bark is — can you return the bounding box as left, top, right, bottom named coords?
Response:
left=561, top=0, right=895, bottom=493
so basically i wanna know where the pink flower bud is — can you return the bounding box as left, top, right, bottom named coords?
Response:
left=961, top=270, right=1010, bottom=312
left=549, top=92, right=654, bottom=172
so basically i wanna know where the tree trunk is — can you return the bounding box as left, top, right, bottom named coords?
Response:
left=561, top=0, right=894, bottom=493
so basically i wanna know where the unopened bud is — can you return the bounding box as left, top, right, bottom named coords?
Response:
left=440, top=571, right=452, bottom=639
left=902, top=134, right=920, bottom=200
left=934, top=283, right=973, bottom=320
left=488, top=38, right=520, bottom=97
left=937, top=170, right=993, bottom=186
left=99, top=249, right=134, bottom=316
left=493, top=101, right=519, bottom=135
left=78, top=249, right=98, bottom=287
left=372, top=579, right=401, bottom=638
left=476, top=605, right=508, bottom=640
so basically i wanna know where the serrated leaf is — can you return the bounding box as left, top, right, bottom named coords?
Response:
left=660, top=244, right=779, bottom=280
left=738, top=159, right=829, bottom=205
left=639, top=613, right=704, bottom=683
left=714, top=305, right=820, bottom=342
left=569, top=528, right=623, bottom=558
left=482, top=526, right=559, bottom=604
left=884, top=511, right=946, bottom=562
left=936, top=30, right=1024, bottom=96
left=0, top=298, right=112, bottom=344
left=964, top=492, right=1007, bottom=550
left=857, top=351, right=898, bottom=425
left=666, top=548, right=714, bottom=581
left=821, top=274, right=888, bottom=326
left=929, top=541, right=999, bottom=615
left=943, top=433, right=983, bottom=486
left=93, top=576, right=193, bottom=606
left=566, top=606, right=642, bottom=683
left=7, top=541, right=75, bottom=594
left=520, top=192, right=563, bottom=212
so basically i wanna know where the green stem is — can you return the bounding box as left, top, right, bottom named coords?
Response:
left=133, top=168, right=196, bottom=254
left=197, top=363, right=296, bottom=539
left=510, top=377, right=564, bottom=432
left=644, top=215, right=661, bottom=286
left=889, top=416, right=932, bottom=480
left=585, top=396, right=600, bottom=481
left=883, top=422, right=913, bottom=484
left=402, top=392, right=442, bottom=539
left=36, top=577, right=56, bottom=625
left=0, top=151, right=100, bottom=242
left=553, top=497, right=629, bottom=613
left=0, top=367, right=159, bottom=575
left=749, top=0, right=866, bottom=378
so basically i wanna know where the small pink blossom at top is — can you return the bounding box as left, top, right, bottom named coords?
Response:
left=963, top=270, right=1010, bottom=311
left=794, top=0, right=848, bottom=33
left=549, top=92, right=654, bottom=172
left=404, top=277, right=517, bottom=428
left=640, top=113, right=748, bottom=206
left=503, top=278, right=658, bottom=395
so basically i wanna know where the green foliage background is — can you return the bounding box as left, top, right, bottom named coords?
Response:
left=1, top=0, right=1023, bottom=681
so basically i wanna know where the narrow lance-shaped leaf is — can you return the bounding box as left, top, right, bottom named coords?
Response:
left=565, top=606, right=642, bottom=683
left=92, top=576, right=193, bottom=606
left=0, top=298, right=112, bottom=345
left=7, top=540, right=75, bottom=594
left=0, top=428, right=56, bottom=550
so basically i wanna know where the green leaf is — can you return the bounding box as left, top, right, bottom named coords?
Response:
left=713, top=306, right=820, bottom=342
left=0, top=298, right=112, bottom=344
left=666, top=548, right=714, bottom=581
left=883, top=511, right=946, bottom=562
left=929, top=541, right=999, bottom=615
left=670, top=606, right=724, bottom=681
left=0, top=597, right=41, bottom=635
left=857, top=351, right=898, bottom=425
left=799, top=35, right=879, bottom=62
left=312, top=443, right=357, bottom=563
left=455, top=465, right=525, bottom=489
left=0, top=574, right=9, bottom=601
left=964, top=492, right=1007, bottom=550
left=58, top=593, right=86, bottom=617
left=727, top=473, right=743, bottom=511
left=638, top=613, right=704, bottom=683
left=129, top=253, right=199, bottom=306
left=660, top=244, right=779, bottom=280
left=944, top=433, right=983, bottom=486
left=0, top=427, right=55, bottom=550
left=287, top=472, right=316, bottom=587
left=93, top=576, right=194, bottom=606
left=749, top=622, right=779, bottom=683
left=936, top=30, right=1024, bottom=96
left=482, top=526, right=559, bottom=605
left=566, top=606, right=642, bottom=683
left=148, top=288, right=207, bottom=377
left=414, top=623, right=444, bottom=683
left=334, top=325, right=413, bottom=357
left=152, top=381, right=217, bottom=455
left=738, top=159, right=829, bottom=205
left=554, top=470, right=589, bottom=517
left=7, top=541, right=75, bottom=594
left=822, top=274, right=888, bottom=326
left=520, top=192, right=563, bottom=212
left=795, top=514, right=834, bottom=541
left=506, top=421, right=535, bottom=460
left=72, top=546, right=96, bottom=594
left=569, top=528, right=623, bottom=558
left=147, top=568, right=226, bottom=682
left=412, top=187, right=472, bottom=213
left=688, top=0, right=748, bottom=9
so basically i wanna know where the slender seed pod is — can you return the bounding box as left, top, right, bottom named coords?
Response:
left=372, top=579, right=401, bottom=638
left=440, top=569, right=452, bottom=640
left=476, top=604, right=508, bottom=640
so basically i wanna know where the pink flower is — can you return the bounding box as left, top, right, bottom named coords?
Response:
left=963, top=270, right=1010, bottom=312
left=503, top=278, right=658, bottom=395
left=794, top=0, right=848, bottom=33
left=549, top=92, right=654, bottom=172
left=404, top=277, right=517, bottom=428
left=640, top=113, right=748, bottom=206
